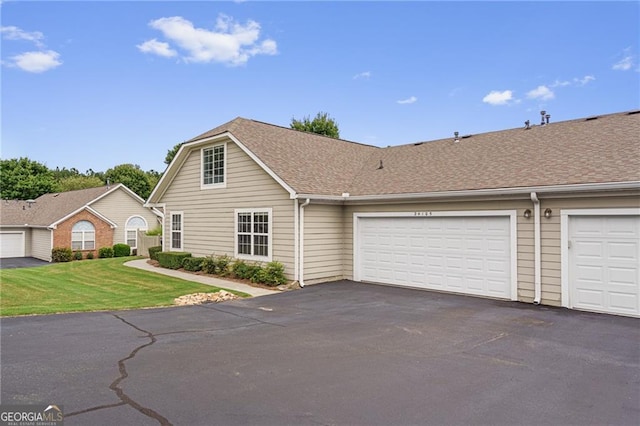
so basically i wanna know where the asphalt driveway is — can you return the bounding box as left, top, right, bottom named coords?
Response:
left=1, top=281, right=638, bottom=426
left=0, top=257, right=50, bottom=269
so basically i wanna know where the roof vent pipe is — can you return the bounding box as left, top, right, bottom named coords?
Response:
left=524, top=120, right=531, bottom=130
left=454, top=131, right=460, bottom=143
left=377, top=160, right=384, bottom=170
left=540, top=111, right=546, bottom=126
left=545, top=113, right=550, bottom=124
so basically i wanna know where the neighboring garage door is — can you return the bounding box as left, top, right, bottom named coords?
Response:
left=0, top=232, right=26, bottom=258
left=356, top=214, right=515, bottom=300
left=568, top=214, right=640, bottom=317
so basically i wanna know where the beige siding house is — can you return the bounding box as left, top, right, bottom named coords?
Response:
left=147, top=111, right=640, bottom=317
left=0, top=184, right=161, bottom=261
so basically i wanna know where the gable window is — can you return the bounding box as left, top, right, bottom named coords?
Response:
left=125, top=216, right=148, bottom=249
left=170, top=212, right=183, bottom=251
left=72, top=220, right=95, bottom=250
left=235, top=208, right=272, bottom=261
left=202, top=144, right=225, bottom=188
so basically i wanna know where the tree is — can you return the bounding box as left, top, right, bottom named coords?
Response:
left=165, top=142, right=184, bottom=166
left=0, top=157, right=57, bottom=200
left=55, top=175, right=104, bottom=192
left=290, top=112, right=340, bottom=138
left=104, top=164, right=152, bottom=200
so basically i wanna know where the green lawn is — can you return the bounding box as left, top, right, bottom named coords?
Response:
left=0, top=257, right=249, bottom=317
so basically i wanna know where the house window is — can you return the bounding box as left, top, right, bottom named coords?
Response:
left=170, top=212, right=183, bottom=251
left=125, top=216, right=148, bottom=249
left=235, top=208, right=272, bottom=261
left=202, top=144, right=225, bottom=187
left=72, top=220, right=95, bottom=250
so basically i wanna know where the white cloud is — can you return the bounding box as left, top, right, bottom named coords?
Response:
left=526, top=85, right=555, bottom=101
left=575, top=75, right=595, bottom=85
left=396, top=96, right=417, bottom=104
left=142, top=14, right=277, bottom=66
left=482, top=90, right=514, bottom=106
left=550, top=79, right=571, bottom=88
left=8, top=50, right=62, bottom=73
left=0, top=25, right=44, bottom=48
left=612, top=55, right=634, bottom=71
left=137, top=38, right=177, bottom=57
left=353, top=71, right=371, bottom=80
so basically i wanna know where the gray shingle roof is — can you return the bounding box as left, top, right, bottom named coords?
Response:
left=0, top=185, right=115, bottom=227
left=155, top=110, right=640, bottom=200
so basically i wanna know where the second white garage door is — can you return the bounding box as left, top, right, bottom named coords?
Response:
left=568, top=214, right=639, bottom=317
left=356, top=214, right=514, bottom=300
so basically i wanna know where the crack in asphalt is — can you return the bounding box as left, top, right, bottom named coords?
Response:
left=64, top=314, right=172, bottom=425
left=66, top=305, right=282, bottom=424
left=109, top=314, right=173, bottom=426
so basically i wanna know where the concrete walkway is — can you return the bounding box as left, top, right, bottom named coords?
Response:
left=124, top=259, right=278, bottom=297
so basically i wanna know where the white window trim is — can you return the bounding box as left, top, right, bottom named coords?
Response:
left=352, top=210, right=518, bottom=301
left=234, top=208, right=273, bottom=262
left=71, top=220, right=96, bottom=251
left=560, top=208, right=640, bottom=309
left=125, top=215, right=148, bottom=249
left=169, top=211, right=184, bottom=251
left=200, top=143, right=227, bottom=190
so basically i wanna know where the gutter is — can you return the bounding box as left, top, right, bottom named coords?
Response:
left=295, top=181, right=640, bottom=203
left=298, top=198, right=311, bottom=287
left=531, top=192, right=542, bottom=305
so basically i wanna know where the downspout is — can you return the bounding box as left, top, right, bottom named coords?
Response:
left=298, top=199, right=311, bottom=288
left=531, top=192, right=542, bottom=305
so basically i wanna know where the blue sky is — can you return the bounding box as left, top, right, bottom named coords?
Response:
left=2, top=1, right=639, bottom=173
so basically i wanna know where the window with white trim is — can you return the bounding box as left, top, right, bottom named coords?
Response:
left=72, top=220, right=95, bottom=250
left=170, top=212, right=183, bottom=250
left=125, top=216, right=148, bottom=249
left=235, top=209, right=272, bottom=261
left=202, top=144, right=225, bottom=187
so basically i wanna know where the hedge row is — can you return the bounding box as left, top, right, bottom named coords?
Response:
left=51, top=243, right=132, bottom=262
left=154, top=252, right=287, bottom=287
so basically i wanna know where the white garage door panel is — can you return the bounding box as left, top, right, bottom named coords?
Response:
left=569, top=215, right=639, bottom=316
left=358, top=216, right=512, bottom=299
left=0, top=232, right=25, bottom=258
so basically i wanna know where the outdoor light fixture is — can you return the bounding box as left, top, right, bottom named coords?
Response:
left=544, top=208, right=552, bottom=219
left=524, top=209, right=532, bottom=219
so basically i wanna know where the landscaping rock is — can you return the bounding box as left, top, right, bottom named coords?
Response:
left=174, top=290, right=239, bottom=306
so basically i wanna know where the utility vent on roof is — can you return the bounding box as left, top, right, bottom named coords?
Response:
left=461, top=134, right=472, bottom=139
left=627, top=110, right=640, bottom=115
left=585, top=116, right=599, bottom=121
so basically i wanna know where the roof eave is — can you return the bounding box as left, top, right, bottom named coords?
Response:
left=296, top=181, right=640, bottom=203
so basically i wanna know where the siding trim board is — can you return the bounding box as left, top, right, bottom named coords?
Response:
left=560, top=208, right=640, bottom=316
left=353, top=210, right=518, bottom=301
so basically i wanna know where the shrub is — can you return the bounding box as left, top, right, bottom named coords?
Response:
left=232, top=260, right=262, bottom=281
left=214, top=254, right=232, bottom=276
left=253, top=261, right=287, bottom=286
left=148, top=246, right=162, bottom=261
left=157, top=252, right=191, bottom=270
left=51, top=247, right=73, bottom=263
left=86, top=251, right=94, bottom=260
left=182, top=256, right=205, bottom=272
left=201, top=256, right=217, bottom=275
left=73, top=251, right=83, bottom=261
left=146, top=226, right=162, bottom=236
left=113, top=243, right=131, bottom=257
left=98, top=247, right=114, bottom=258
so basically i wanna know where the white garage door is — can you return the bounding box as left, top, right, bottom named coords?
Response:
left=357, top=215, right=513, bottom=299
left=0, top=232, right=26, bottom=258
left=569, top=215, right=640, bottom=317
